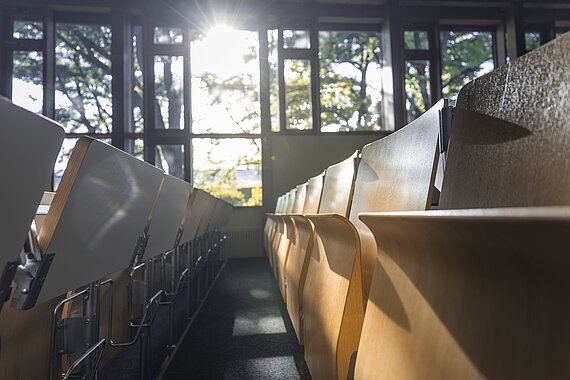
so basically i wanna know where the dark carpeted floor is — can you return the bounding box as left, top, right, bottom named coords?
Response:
left=162, top=257, right=311, bottom=379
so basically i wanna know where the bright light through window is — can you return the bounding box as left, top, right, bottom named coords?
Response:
left=191, top=25, right=260, bottom=134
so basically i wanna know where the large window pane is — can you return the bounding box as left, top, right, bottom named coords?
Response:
left=193, top=138, right=262, bottom=207
left=440, top=31, right=494, bottom=99
left=12, top=50, right=43, bottom=113
left=283, top=30, right=310, bottom=49
left=284, top=59, right=312, bottom=130
left=405, top=60, right=431, bottom=122
left=154, top=55, right=184, bottom=130
left=319, top=31, right=384, bottom=132
left=268, top=29, right=280, bottom=132
left=55, top=23, right=112, bottom=134
left=13, top=20, right=43, bottom=39
left=404, top=31, right=429, bottom=50
left=191, top=26, right=260, bottom=134
left=155, top=144, right=185, bottom=180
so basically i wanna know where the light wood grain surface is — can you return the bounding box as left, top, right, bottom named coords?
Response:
left=275, top=216, right=295, bottom=301
left=303, top=214, right=364, bottom=380
left=285, top=215, right=315, bottom=345
left=293, top=183, right=308, bottom=214
left=0, top=98, right=64, bottom=269
left=357, top=207, right=570, bottom=380
left=303, top=171, right=325, bottom=214
left=348, top=99, right=443, bottom=301
left=440, top=32, right=570, bottom=209
left=317, top=151, right=359, bottom=216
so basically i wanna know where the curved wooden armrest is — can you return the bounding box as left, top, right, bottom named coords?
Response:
left=354, top=206, right=570, bottom=380
left=302, top=214, right=365, bottom=380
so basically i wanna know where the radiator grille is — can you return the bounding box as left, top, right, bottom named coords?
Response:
left=221, top=229, right=263, bottom=258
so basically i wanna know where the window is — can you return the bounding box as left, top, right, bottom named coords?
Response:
left=440, top=30, right=495, bottom=100
left=154, top=55, right=184, bottom=130
left=404, top=31, right=428, bottom=50
left=284, top=59, right=312, bottom=130
left=268, top=29, right=280, bottom=132
left=12, top=50, right=43, bottom=113
left=55, top=23, right=112, bottom=134
left=190, top=26, right=262, bottom=206
left=191, top=27, right=260, bottom=134
left=318, top=31, right=383, bottom=132
left=269, top=27, right=385, bottom=132
left=193, top=138, right=262, bottom=207
left=405, top=60, right=431, bottom=122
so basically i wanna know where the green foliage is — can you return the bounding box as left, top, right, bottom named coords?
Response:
left=440, top=31, right=494, bottom=99
left=405, top=31, right=494, bottom=122
left=54, top=24, right=113, bottom=134
left=284, top=59, right=312, bottom=130
left=404, top=31, right=428, bottom=50
left=525, top=32, right=541, bottom=52
left=319, top=31, right=382, bottom=131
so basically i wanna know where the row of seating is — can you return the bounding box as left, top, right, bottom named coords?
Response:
left=0, top=97, right=233, bottom=379
left=265, top=32, right=570, bottom=380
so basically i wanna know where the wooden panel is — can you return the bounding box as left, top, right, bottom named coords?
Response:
left=0, top=98, right=64, bottom=269
left=348, top=99, right=444, bottom=301
left=356, top=207, right=570, bottom=380
left=317, top=151, right=359, bottom=216
left=302, top=214, right=364, bottom=380
left=275, top=216, right=295, bottom=300
left=303, top=171, right=325, bottom=214
left=440, top=32, right=570, bottom=209
left=194, top=195, right=217, bottom=238
left=285, top=215, right=315, bottom=344
left=144, top=174, right=192, bottom=258
left=286, top=189, right=297, bottom=214
left=35, top=191, right=57, bottom=233
left=293, top=183, right=308, bottom=214
left=0, top=294, right=63, bottom=378
left=37, top=137, right=164, bottom=303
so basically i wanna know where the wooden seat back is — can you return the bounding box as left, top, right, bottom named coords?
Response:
left=293, top=183, right=307, bottom=214
left=354, top=33, right=570, bottom=380
left=317, top=150, right=360, bottom=216
left=302, top=171, right=325, bottom=214
left=440, top=32, right=570, bottom=209
left=0, top=98, right=64, bottom=275
left=179, top=188, right=213, bottom=244
left=37, top=137, right=164, bottom=303
left=144, top=174, right=193, bottom=259
left=348, top=98, right=445, bottom=301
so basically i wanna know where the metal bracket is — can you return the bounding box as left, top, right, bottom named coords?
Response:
left=129, top=232, right=149, bottom=268
left=12, top=221, right=56, bottom=310
left=12, top=252, right=55, bottom=310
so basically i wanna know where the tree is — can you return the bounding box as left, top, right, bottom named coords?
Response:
left=319, top=32, right=382, bottom=131
left=404, top=31, right=494, bottom=122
